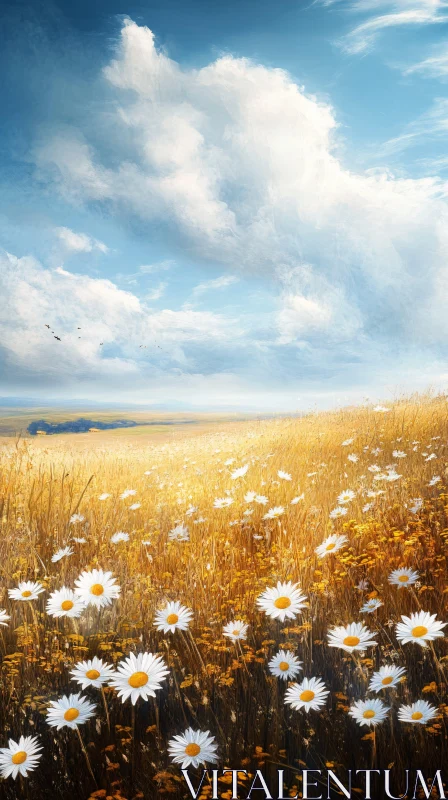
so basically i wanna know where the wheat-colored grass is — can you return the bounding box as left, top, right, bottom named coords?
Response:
left=0, top=395, right=447, bottom=799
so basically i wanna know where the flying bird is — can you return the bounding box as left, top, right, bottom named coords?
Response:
left=45, top=324, right=50, bottom=329
left=54, top=336, right=61, bottom=341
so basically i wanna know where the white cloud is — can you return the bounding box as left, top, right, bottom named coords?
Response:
left=339, top=7, right=446, bottom=54
left=56, top=226, right=109, bottom=254
left=146, top=282, right=167, bottom=301
left=0, top=250, right=243, bottom=391
left=139, top=260, right=174, bottom=274
left=404, top=44, right=448, bottom=78
left=192, top=275, right=239, bottom=297
left=379, top=98, right=448, bottom=154
left=28, top=19, right=448, bottom=393
left=321, top=0, right=447, bottom=55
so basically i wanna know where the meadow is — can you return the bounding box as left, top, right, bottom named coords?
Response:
left=0, top=396, right=447, bottom=799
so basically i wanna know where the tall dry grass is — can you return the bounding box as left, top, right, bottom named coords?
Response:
left=0, top=395, right=447, bottom=799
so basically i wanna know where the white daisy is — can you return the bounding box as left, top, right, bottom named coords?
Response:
left=409, top=498, right=423, bottom=514
left=385, top=470, right=401, bottom=482
left=223, top=620, right=249, bottom=641
left=315, top=534, right=348, bottom=559
left=72, top=537, right=87, bottom=544
left=244, top=491, right=256, bottom=503
left=262, top=506, right=285, bottom=520
left=398, top=700, right=438, bottom=725
left=74, top=569, right=121, bottom=609
left=327, top=622, right=377, bottom=653
left=129, top=503, right=141, bottom=511
left=338, top=489, right=356, bottom=505
left=277, top=470, right=292, bottom=481
left=392, top=450, right=406, bottom=458
left=291, top=494, right=305, bottom=504
left=284, top=677, right=329, bottom=712
left=349, top=699, right=389, bottom=728
left=373, top=405, right=390, bottom=413
left=347, top=454, right=358, bottom=463
left=257, top=581, right=307, bottom=622
left=70, top=657, right=115, bottom=689
left=98, top=493, right=110, bottom=500
left=342, top=438, right=354, bottom=446
left=213, top=497, right=234, bottom=509
left=111, top=531, right=129, bottom=544
left=231, top=465, right=248, bottom=480
left=46, top=587, right=86, bottom=618
left=120, top=489, right=136, bottom=499
left=255, top=495, right=268, bottom=505
left=154, top=601, right=193, bottom=633
left=369, top=665, right=406, bottom=693
left=51, top=546, right=74, bottom=563
left=69, top=513, right=85, bottom=524
left=428, top=475, right=441, bottom=486
left=168, top=728, right=218, bottom=769
left=8, top=581, right=44, bottom=602
left=268, top=649, right=302, bottom=680
left=329, top=506, right=348, bottom=519
left=396, top=611, right=446, bottom=648
left=168, top=524, right=189, bottom=542
left=0, top=735, right=42, bottom=780
left=388, top=567, right=420, bottom=588
left=360, top=598, right=383, bottom=614
left=46, top=693, right=96, bottom=730
left=109, top=651, right=169, bottom=705
left=0, top=610, right=10, bottom=627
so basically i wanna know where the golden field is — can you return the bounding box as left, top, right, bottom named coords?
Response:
left=0, top=396, right=447, bottom=799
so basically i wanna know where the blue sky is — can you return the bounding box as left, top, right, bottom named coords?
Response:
left=1, top=0, right=448, bottom=410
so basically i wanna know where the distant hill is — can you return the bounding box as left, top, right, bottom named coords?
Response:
left=27, top=418, right=139, bottom=435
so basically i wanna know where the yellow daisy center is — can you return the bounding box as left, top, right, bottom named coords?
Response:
left=412, top=712, right=423, bottom=721
left=274, top=596, right=291, bottom=609
left=61, top=600, right=74, bottom=611
left=326, top=543, right=336, bottom=551
left=398, top=575, right=409, bottom=582
left=343, top=636, right=360, bottom=647
left=21, top=591, right=32, bottom=598
left=232, top=629, right=240, bottom=637
left=185, top=743, right=201, bottom=757
left=363, top=710, right=375, bottom=719
left=300, top=690, right=315, bottom=702
left=279, top=661, right=290, bottom=671
left=166, top=613, right=179, bottom=625
left=86, top=669, right=100, bottom=681
left=128, top=671, right=148, bottom=688
left=90, top=583, right=104, bottom=596
left=11, top=751, right=27, bottom=765
left=412, top=626, right=428, bottom=638
left=64, top=708, right=80, bottom=722
left=382, top=676, right=393, bottom=686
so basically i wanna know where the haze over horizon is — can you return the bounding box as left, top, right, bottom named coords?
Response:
left=1, top=1, right=448, bottom=411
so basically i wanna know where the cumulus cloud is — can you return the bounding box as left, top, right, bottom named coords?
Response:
left=0, top=250, right=248, bottom=394
left=14, top=17, right=448, bottom=404
left=32, top=19, right=448, bottom=351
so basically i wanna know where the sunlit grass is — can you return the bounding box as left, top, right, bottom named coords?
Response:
left=0, top=394, right=446, bottom=798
